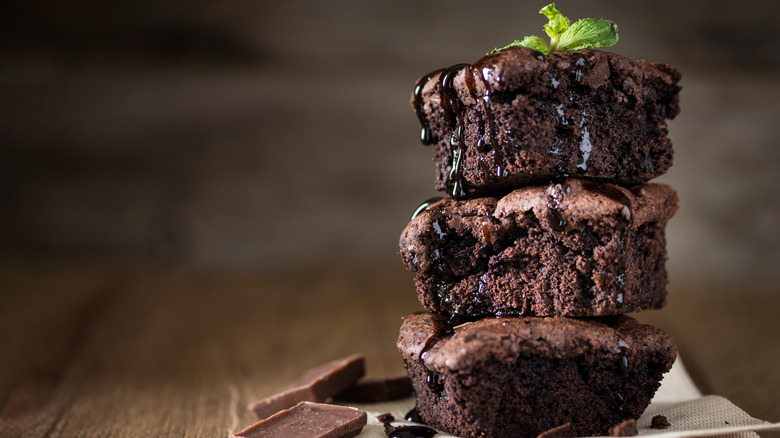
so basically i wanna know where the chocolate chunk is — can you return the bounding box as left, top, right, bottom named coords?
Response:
left=609, top=419, right=638, bottom=436
left=376, top=413, right=395, bottom=423
left=650, top=415, right=671, bottom=429
left=248, top=354, right=365, bottom=419
left=537, top=422, right=575, bottom=438
left=233, top=401, right=367, bottom=438
left=332, top=373, right=413, bottom=403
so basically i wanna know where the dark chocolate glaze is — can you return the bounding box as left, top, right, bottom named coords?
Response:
left=545, top=182, right=569, bottom=232
left=470, top=55, right=504, bottom=179
left=424, top=59, right=507, bottom=199
left=414, top=69, right=444, bottom=146
left=418, top=314, right=453, bottom=361
left=387, top=425, right=438, bottom=438
left=411, top=197, right=444, bottom=221
left=405, top=406, right=423, bottom=423
left=439, top=64, right=470, bottom=199
left=412, top=52, right=524, bottom=198
left=425, top=370, right=444, bottom=392
left=379, top=410, right=438, bottom=438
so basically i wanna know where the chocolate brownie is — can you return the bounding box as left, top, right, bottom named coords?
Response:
left=412, top=47, right=681, bottom=198
left=397, top=312, right=677, bottom=438
left=399, top=179, right=678, bottom=323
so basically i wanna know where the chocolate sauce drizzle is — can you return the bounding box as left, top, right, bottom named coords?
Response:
left=413, top=53, right=506, bottom=199
left=405, top=406, right=423, bottom=423
left=387, top=425, right=438, bottom=438
left=618, top=339, right=630, bottom=372
left=410, top=197, right=444, bottom=221
left=470, top=56, right=504, bottom=173
left=545, top=182, right=570, bottom=232
left=418, top=315, right=454, bottom=361
left=425, top=370, right=444, bottom=392
left=617, top=338, right=630, bottom=414
left=415, top=315, right=452, bottom=408
left=439, top=64, right=471, bottom=198
left=380, top=408, right=438, bottom=438
left=414, top=69, right=445, bottom=145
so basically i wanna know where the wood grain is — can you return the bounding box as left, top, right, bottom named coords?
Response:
left=0, top=265, right=420, bottom=437
left=1, top=265, right=778, bottom=437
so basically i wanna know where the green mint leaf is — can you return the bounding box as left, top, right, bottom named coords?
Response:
left=517, top=35, right=549, bottom=53
left=492, top=36, right=548, bottom=54
left=557, top=18, right=619, bottom=51
left=492, top=3, right=618, bottom=55
left=540, top=3, right=570, bottom=40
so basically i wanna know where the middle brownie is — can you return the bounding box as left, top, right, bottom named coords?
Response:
left=400, top=179, right=678, bottom=323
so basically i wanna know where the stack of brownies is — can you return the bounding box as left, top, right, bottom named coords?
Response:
left=396, top=47, right=682, bottom=437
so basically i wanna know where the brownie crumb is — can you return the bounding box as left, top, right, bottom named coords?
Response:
left=333, top=374, right=413, bottom=403
left=537, top=422, right=575, bottom=438
left=377, top=413, right=395, bottom=423
left=651, top=415, right=671, bottom=429
left=609, top=419, right=638, bottom=436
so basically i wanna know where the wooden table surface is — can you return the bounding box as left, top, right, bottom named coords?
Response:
left=1, top=264, right=778, bottom=437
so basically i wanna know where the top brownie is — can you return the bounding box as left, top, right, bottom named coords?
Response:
left=412, top=47, right=681, bottom=198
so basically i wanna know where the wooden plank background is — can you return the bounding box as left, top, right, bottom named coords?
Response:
left=0, top=265, right=778, bottom=437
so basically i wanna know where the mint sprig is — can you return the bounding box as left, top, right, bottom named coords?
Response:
left=492, top=3, right=618, bottom=55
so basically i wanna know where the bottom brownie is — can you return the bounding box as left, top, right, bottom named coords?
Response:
left=397, top=313, right=676, bottom=438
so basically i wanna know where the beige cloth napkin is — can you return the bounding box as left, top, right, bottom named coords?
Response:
left=350, top=359, right=780, bottom=437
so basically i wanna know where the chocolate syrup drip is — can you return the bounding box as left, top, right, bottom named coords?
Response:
left=439, top=64, right=470, bottom=199
left=418, top=315, right=454, bottom=361
left=618, top=339, right=629, bottom=371
left=405, top=406, right=423, bottom=423
left=425, top=370, right=444, bottom=392
left=381, top=409, right=438, bottom=438
left=419, top=54, right=510, bottom=197
left=438, top=64, right=470, bottom=118
left=617, top=338, right=630, bottom=415
left=387, top=425, right=438, bottom=438
left=414, top=69, right=445, bottom=146
left=470, top=57, right=505, bottom=178
left=417, top=315, right=453, bottom=404
left=447, top=132, right=466, bottom=199
left=411, top=197, right=444, bottom=220
left=545, top=183, right=569, bottom=232
left=495, top=309, right=522, bottom=318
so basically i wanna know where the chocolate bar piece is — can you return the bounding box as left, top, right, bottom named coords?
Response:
left=536, top=423, right=575, bottom=438
left=332, top=373, right=413, bottom=403
left=609, top=419, right=638, bottom=436
left=234, top=402, right=367, bottom=438
left=249, top=354, right=364, bottom=419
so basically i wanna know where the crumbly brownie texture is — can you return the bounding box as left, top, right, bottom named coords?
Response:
left=397, top=312, right=677, bottom=438
left=400, top=179, right=678, bottom=323
left=412, top=47, right=681, bottom=197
